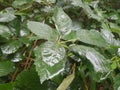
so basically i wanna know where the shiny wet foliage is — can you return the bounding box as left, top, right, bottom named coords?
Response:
left=0, top=0, right=120, bottom=90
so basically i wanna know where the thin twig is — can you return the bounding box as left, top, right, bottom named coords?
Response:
left=24, top=40, right=37, bottom=69
left=11, top=68, right=19, bottom=82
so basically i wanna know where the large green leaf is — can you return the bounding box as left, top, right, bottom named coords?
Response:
left=27, top=21, right=57, bottom=41
left=0, top=7, right=16, bottom=22
left=70, top=45, right=110, bottom=73
left=0, top=61, right=15, bottom=77
left=76, top=30, right=108, bottom=47
left=14, top=67, right=44, bottom=90
left=52, top=7, right=72, bottom=35
left=113, top=74, right=120, bottom=90
left=64, top=30, right=108, bottom=47
left=34, top=41, right=66, bottom=83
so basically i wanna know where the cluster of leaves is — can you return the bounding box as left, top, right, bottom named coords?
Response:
left=0, top=0, right=120, bottom=90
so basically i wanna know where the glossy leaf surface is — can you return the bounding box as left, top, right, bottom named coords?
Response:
left=27, top=21, right=57, bottom=41
left=34, top=41, right=66, bottom=83
left=53, top=7, right=72, bottom=35
left=70, top=45, right=110, bottom=73
left=0, top=7, right=16, bottom=22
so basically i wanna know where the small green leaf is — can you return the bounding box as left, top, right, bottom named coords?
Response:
left=34, top=41, right=66, bottom=83
left=57, top=72, right=75, bottom=90
left=0, top=7, right=16, bottom=22
left=101, top=29, right=120, bottom=46
left=63, top=31, right=77, bottom=41
left=53, top=7, right=72, bottom=35
left=1, top=41, right=22, bottom=54
left=101, top=29, right=115, bottom=44
left=12, top=0, right=31, bottom=7
left=13, top=0, right=27, bottom=7
left=0, top=61, right=15, bottom=77
left=27, top=21, right=58, bottom=41
left=0, top=25, right=12, bottom=39
left=111, top=61, right=117, bottom=70
left=109, top=23, right=120, bottom=35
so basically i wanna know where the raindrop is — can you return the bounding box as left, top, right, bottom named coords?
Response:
left=11, top=53, right=23, bottom=62
left=20, top=29, right=29, bottom=37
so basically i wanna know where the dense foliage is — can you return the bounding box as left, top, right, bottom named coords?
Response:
left=0, top=0, right=120, bottom=90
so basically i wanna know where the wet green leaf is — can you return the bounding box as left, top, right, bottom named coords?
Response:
left=12, top=0, right=28, bottom=7
left=34, top=41, right=66, bottom=83
left=70, top=45, right=110, bottom=73
left=71, top=0, right=83, bottom=7
left=101, top=29, right=120, bottom=46
left=77, top=30, right=108, bottom=47
left=53, top=7, right=72, bottom=35
left=0, top=61, right=15, bottom=77
left=71, top=0, right=102, bottom=21
left=35, top=0, right=56, bottom=4
left=27, top=21, right=58, bottom=41
left=46, top=0, right=56, bottom=3
left=109, top=23, right=120, bottom=35
left=12, top=0, right=32, bottom=7
left=0, top=25, right=12, bottom=39
left=64, top=30, right=108, bottom=47
left=35, top=0, right=42, bottom=3
left=57, top=72, right=75, bottom=90
left=0, top=7, right=16, bottom=22
left=0, top=0, right=119, bottom=89
left=1, top=41, right=22, bottom=54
